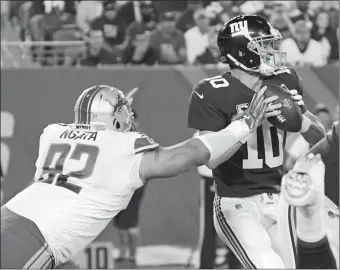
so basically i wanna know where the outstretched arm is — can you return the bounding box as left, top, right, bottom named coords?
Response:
left=139, top=87, right=278, bottom=181
left=139, top=121, right=250, bottom=181
left=198, top=130, right=243, bottom=169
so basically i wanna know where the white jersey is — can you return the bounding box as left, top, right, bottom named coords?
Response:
left=6, top=123, right=158, bottom=264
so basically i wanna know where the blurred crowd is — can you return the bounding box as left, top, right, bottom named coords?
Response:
left=1, top=0, right=339, bottom=67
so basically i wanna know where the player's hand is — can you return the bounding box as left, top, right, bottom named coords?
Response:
left=232, top=86, right=273, bottom=131
left=264, top=97, right=282, bottom=119
left=281, top=85, right=306, bottom=112
left=288, top=89, right=304, bottom=107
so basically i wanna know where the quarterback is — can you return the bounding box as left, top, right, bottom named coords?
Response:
left=187, top=14, right=330, bottom=268
left=1, top=84, right=274, bottom=268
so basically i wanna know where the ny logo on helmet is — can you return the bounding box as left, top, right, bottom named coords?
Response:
left=230, top=21, right=248, bottom=34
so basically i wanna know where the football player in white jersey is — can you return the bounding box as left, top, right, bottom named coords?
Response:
left=1, top=84, right=275, bottom=268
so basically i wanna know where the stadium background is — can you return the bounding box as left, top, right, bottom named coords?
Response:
left=1, top=64, right=338, bottom=268
left=1, top=0, right=339, bottom=268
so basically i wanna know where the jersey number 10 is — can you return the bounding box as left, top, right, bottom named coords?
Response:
left=205, top=75, right=286, bottom=169
left=243, top=126, right=285, bottom=169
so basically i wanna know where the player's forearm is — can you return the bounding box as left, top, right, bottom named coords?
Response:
left=300, top=111, right=326, bottom=146
left=160, top=122, right=247, bottom=175
left=140, top=121, right=250, bottom=180
left=140, top=139, right=211, bottom=180
left=307, top=135, right=332, bottom=160
left=205, top=142, right=243, bottom=169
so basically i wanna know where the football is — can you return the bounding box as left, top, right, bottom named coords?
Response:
left=263, top=83, right=302, bottom=132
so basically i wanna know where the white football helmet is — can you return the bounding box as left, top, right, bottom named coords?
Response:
left=74, top=85, right=134, bottom=132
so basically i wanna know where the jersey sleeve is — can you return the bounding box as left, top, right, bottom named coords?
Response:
left=133, top=132, right=159, bottom=154
left=126, top=132, right=159, bottom=190
left=187, top=80, right=227, bottom=132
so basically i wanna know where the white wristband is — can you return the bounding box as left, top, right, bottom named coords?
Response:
left=300, top=115, right=311, bottom=133
left=196, top=120, right=250, bottom=163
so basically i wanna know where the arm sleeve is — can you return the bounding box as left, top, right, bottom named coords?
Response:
left=187, top=81, right=228, bottom=132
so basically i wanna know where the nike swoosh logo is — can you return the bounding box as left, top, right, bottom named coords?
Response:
left=195, top=91, right=204, bottom=99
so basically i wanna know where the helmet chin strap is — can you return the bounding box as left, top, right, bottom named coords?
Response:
left=227, top=54, right=257, bottom=72
left=227, top=54, right=277, bottom=78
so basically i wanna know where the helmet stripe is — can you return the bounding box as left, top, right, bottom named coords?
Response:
left=78, top=86, right=102, bottom=124
left=78, top=86, right=98, bottom=124
left=77, top=89, right=88, bottom=123
left=85, top=86, right=104, bottom=124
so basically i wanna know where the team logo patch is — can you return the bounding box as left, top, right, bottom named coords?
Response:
left=230, top=21, right=248, bottom=34
left=236, top=103, right=249, bottom=114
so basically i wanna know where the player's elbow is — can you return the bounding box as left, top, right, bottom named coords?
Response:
left=205, top=160, right=218, bottom=170
left=187, top=139, right=211, bottom=168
